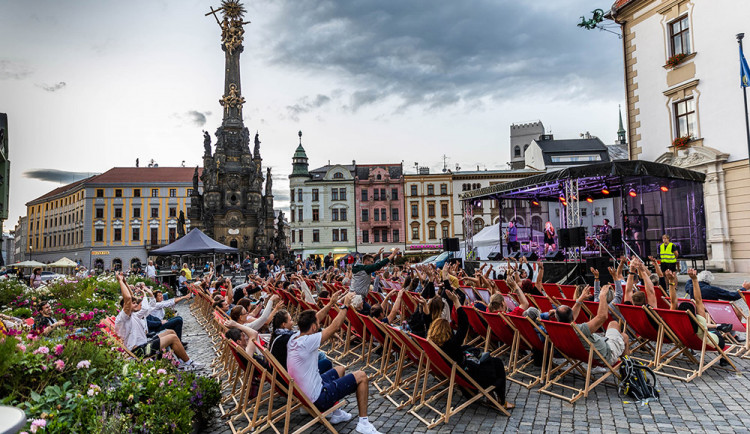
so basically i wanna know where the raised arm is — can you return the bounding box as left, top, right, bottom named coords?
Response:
left=616, top=256, right=626, bottom=281
left=648, top=256, right=663, bottom=278
left=246, top=294, right=280, bottom=330
left=624, top=261, right=636, bottom=304
left=534, top=262, right=544, bottom=293
left=117, top=273, right=133, bottom=316
left=688, top=268, right=706, bottom=318
left=316, top=290, right=341, bottom=324
left=321, top=292, right=354, bottom=343
left=571, top=285, right=590, bottom=321
left=639, top=262, right=657, bottom=307
left=225, top=320, right=260, bottom=354
left=584, top=284, right=610, bottom=332
left=387, top=289, right=405, bottom=324
left=665, top=269, right=679, bottom=310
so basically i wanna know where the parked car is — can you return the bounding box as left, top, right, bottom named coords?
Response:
left=419, top=251, right=454, bottom=268
left=40, top=271, right=65, bottom=282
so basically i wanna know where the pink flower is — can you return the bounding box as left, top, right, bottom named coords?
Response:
left=168, top=379, right=173, bottom=385
left=54, top=344, right=64, bottom=356
left=33, top=346, right=49, bottom=355
left=54, top=359, right=65, bottom=371
left=17, top=343, right=27, bottom=352
left=30, top=419, right=46, bottom=433
left=156, top=368, right=167, bottom=375
left=76, top=360, right=91, bottom=369
left=41, top=365, right=48, bottom=371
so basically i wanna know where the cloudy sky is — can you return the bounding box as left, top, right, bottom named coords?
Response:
left=1, top=0, right=624, bottom=230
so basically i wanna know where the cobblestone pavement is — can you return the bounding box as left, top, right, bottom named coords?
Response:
left=176, top=294, right=750, bottom=434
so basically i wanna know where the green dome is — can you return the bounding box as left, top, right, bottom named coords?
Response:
left=293, top=144, right=308, bottom=159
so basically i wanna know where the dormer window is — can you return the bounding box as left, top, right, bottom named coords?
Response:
left=376, top=174, right=382, bottom=180
left=333, top=172, right=343, bottom=179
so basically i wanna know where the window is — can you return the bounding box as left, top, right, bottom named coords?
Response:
left=376, top=174, right=382, bottom=180
left=474, top=219, right=484, bottom=232
left=514, top=146, right=521, bottom=157
left=581, top=208, right=588, bottom=217
left=290, top=189, right=295, bottom=202
left=362, top=230, right=369, bottom=243
left=340, top=188, right=347, bottom=200
left=410, top=185, right=418, bottom=196
left=151, top=207, right=159, bottom=218
left=291, top=210, right=295, bottom=222
left=428, top=203, right=435, bottom=218
left=151, top=189, right=158, bottom=197
left=412, top=226, right=419, bottom=240
left=187, top=189, right=193, bottom=196
left=114, top=208, right=122, bottom=219
left=312, top=209, right=320, bottom=222
left=341, top=229, right=348, bottom=242
left=411, top=203, right=418, bottom=218
left=169, top=188, right=176, bottom=197
left=374, top=209, right=380, bottom=221
left=332, top=209, right=339, bottom=221
left=132, top=207, right=140, bottom=218
left=95, top=229, right=104, bottom=242
left=373, top=189, right=380, bottom=201
left=96, top=189, right=104, bottom=197
left=115, top=189, right=122, bottom=198
left=381, top=229, right=387, bottom=243
left=362, top=209, right=369, bottom=221
left=168, top=228, right=176, bottom=242
left=549, top=155, right=602, bottom=163
left=332, top=189, right=339, bottom=201
left=391, top=188, right=398, bottom=201
left=380, top=189, right=385, bottom=200
left=441, top=203, right=449, bottom=218
left=373, top=230, right=380, bottom=243
left=313, top=229, right=320, bottom=242
left=332, top=229, right=339, bottom=242
left=297, top=208, right=303, bottom=222
left=297, top=189, right=303, bottom=202
left=132, top=228, right=140, bottom=241
left=393, top=229, right=399, bottom=243
left=291, top=230, right=295, bottom=243
left=114, top=228, right=122, bottom=241
left=312, top=189, right=319, bottom=202
left=380, top=209, right=387, bottom=221
left=333, top=172, right=344, bottom=179
left=670, top=15, right=690, bottom=56
left=150, top=228, right=158, bottom=244
left=95, top=208, right=104, bottom=219
left=440, top=184, right=447, bottom=195
left=428, top=226, right=436, bottom=239
left=391, top=208, right=399, bottom=221
left=299, top=230, right=304, bottom=243
left=340, top=209, right=347, bottom=221
left=674, top=97, right=696, bottom=138
left=427, top=185, right=434, bottom=195
left=602, top=207, right=608, bottom=216
left=361, top=190, right=368, bottom=201
left=169, top=207, right=177, bottom=217
left=442, top=225, right=449, bottom=239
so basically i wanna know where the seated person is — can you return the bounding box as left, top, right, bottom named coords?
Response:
left=623, top=259, right=657, bottom=307
left=177, top=270, right=189, bottom=296
left=224, top=319, right=265, bottom=368
left=427, top=306, right=514, bottom=409
left=369, top=288, right=405, bottom=325
left=33, top=302, right=65, bottom=336
left=146, top=290, right=192, bottom=341
left=553, top=284, right=628, bottom=366
left=287, top=293, right=382, bottom=434
left=269, top=293, right=340, bottom=374
left=485, top=276, right=529, bottom=315
left=684, top=270, right=743, bottom=302
left=114, top=273, right=200, bottom=370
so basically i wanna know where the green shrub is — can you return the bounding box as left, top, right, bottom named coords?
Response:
left=0, top=279, right=27, bottom=308
left=9, top=307, right=33, bottom=318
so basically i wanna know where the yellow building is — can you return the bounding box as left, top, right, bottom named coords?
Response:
left=25, top=167, right=196, bottom=271
left=404, top=172, right=453, bottom=255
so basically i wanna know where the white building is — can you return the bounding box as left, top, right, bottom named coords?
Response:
left=612, top=0, right=750, bottom=271
left=288, top=135, right=356, bottom=261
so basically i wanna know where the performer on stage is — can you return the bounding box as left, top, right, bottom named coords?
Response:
left=543, top=222, right=556, bottom=255
left=599, top=218, right=612, bottom=247
left=658, top=234, right=679, bottom=273
left=506, top=220, right=519, bottom=254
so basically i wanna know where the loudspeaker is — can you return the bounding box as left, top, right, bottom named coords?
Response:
left=558, top=228, right=571, bottom=248
left=487, top=252, right=502, bottom=261
left=610, top=228, right=622, bottom=248
left=545, top=250, right=565, bottom=261
left=443, top=237, right=459, bottom=251
left=586, top=256, right=612, bottom=284
left=569, top=227, right=586, bottom=247
left=450, top=258, right=463, bottom=268
left=514, top=251, right=538, bottom=261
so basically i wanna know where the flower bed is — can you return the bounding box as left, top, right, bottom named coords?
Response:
left=0, top=276, right=219, bottom=433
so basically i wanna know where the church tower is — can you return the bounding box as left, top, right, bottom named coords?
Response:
left=190, top=0, right=274, bottom=254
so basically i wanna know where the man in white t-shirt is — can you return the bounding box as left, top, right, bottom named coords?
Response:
left=114, top=273, right=201, bottom=371
left=145, top=260, right=157, bottom=279
left=286, top=293, right=381, bottom=434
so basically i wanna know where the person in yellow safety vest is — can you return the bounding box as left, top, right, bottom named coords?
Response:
left=659, top=234, right=679, bottom=273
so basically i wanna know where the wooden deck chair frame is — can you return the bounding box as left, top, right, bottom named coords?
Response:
left=501, top=314, right=556, bottom=389
left=475, top=309, right=514, bottom=359
left=407, top=333, right=510, bottom=429
left=538, top=320, right=621, bottom=404
left=256, top=347, right=346, bottom=434
left=459, top=306, right=490, bottom=349
left=378, top=325, right=424, bottom=409
left=614, top=303, right=675, bottom=367
left=650, top=308, right=741, bottom=382
left=541, top=283, right=563, bottom=299
left=702, top=299, right=747, bottom=347
left=225, top=341, right=280, bottom=434
left=357, top=312, right=389, bottom=374
left=742, top=290, right=750, bottom=358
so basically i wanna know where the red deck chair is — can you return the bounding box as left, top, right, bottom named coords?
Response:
left=459, top=287, right=479, bottom=305
left=703, top=300, right=746, bottom=333
left=400, top=291, right=424, bottom=317
left=554, top=298, right=589, bottom=323
left=474, top=288, right=491, bottom=304
left=650, top=308, right=741, bottom=382
left=742, top=291, right=750, bottom=359
left=637, top=285, right=670, bottom=309
left=493, top=279, right=511, bottom=294
left=335, top=308, right=367, bottom=363
left=502, top=314, right=555, bottom=388
left=357, top=312, right=389, bottom=374
left=528, top=294, right=555, bottom=313
left=407, top=334, right=510, bottom=428
left=458, top=306, right=489, bottom=348
left=558, top=285, right=577, bottom=299
left=582, top=300, right=619, bottom=325
left=379, top=325, right=425, bottom=409
left=615, top=303, right=677, bottom=367
left=222, top=340, right=275, bottom=430
left=538, top=320, right=621, bottom=403
left=542, top=283, right=563, bottom=299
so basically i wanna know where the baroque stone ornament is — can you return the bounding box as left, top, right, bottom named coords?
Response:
left=220, top=83, right=245, bottom=112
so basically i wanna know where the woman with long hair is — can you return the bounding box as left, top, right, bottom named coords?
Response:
left=543, top=222, right=556, bottom=255
left=29, top=267, right=43, bottom=289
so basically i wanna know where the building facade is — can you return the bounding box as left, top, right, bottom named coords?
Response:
left=0, top=113, right=9, bottom=265
left=13, top=216, right=26, bottom=264
left=510, top=121, right=545, bottom=170
left=2, top=233, right=13, bottom=266
left=354, top=164, right=405, bottom=254
left=288, top=137, right=356, bottom=261
left=611, top=0, right=750, bottom=271
left=404, top=171, right=454, bottom=255
left=525, top=134, right=612, bottom=172
left=25, top=167, right=194, bottom=271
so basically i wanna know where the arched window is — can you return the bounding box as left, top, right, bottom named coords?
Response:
left=473, top=218, right=484, bottom=233
left=514, top=146, right=521, bottom=157
left=230, top=239, right=238, bottom=248
left=130, top=258, right=142, bottom=269
left=333, top=172, right=343, bottom=179
left=376, top=174, right=382, bottom=180
left=94, top=258, right=104, bottom=272
left=112, top=258, right=122, bottom=272
left=531, top=216, right=543, bottom=233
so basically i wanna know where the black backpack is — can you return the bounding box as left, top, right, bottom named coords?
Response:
left=618, top=356, right=659, bottom=401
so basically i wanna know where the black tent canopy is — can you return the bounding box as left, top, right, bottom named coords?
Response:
left=150, top=228, right=238, bottom=255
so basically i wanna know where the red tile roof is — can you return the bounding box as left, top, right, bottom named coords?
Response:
left=612, top=0, right=636, bottom=10
left=27, top=167, right=201, bottom=205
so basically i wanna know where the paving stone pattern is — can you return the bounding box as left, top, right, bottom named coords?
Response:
left=176, top=299, right=750, bottom=434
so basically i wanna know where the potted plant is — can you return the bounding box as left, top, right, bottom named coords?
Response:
left=666, top=53, right=688, bottom=69
left=672, top=135, right=691, bottom=148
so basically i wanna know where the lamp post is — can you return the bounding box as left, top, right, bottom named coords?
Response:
left=737, top=33, right=750, bottom=163
left=28, top=245, right=32, bottom=262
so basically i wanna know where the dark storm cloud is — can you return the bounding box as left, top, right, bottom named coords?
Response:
left=0, top=59, right=33, bottom=80
left=36, top=81, right=66, bottom=92
left=24, top=169, right=97, bottom=183
left=286, top=94, right=332, bottom=120
left=186, top=110, right=211, bottom=126
left=264, top=0, right=621, bottom=109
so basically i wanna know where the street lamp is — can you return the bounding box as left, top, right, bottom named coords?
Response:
left=28, top=245, right=33, bottom=261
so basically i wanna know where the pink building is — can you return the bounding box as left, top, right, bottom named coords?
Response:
left=354, top=164, right=405, bottom=254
